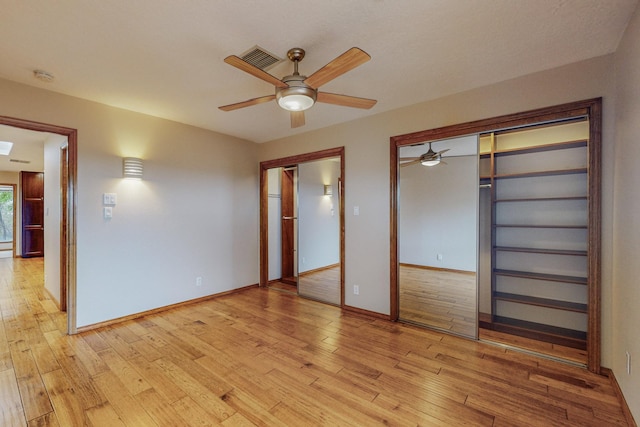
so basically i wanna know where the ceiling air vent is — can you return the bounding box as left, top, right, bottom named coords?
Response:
left=10, top=159, right=30, bottom=164
left=240, top=46, right=283, bottom=71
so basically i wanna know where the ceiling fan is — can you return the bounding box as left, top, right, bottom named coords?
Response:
left=400, top=142, right=450, bottom=167
left=219, top=47, right=377, bottom=128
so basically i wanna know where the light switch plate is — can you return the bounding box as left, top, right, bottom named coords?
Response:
left=103, top=207, right=113, bottom=219
left=103, top=193, right=117, bottom=205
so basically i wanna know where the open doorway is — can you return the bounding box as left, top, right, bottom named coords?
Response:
left=0, top=116, right=77, bottom=334
left=260, top=147, right=345, bottom=306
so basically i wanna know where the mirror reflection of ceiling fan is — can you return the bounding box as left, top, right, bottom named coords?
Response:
left=219, top=47, right=377, bottom=128
left=400, top=142, right=450, bottom=167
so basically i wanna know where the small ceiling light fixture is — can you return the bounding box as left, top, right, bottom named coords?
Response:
left=324, top=184, right=333, bottom=196
left=0, top=141, right=14, bottom=156
left=33, top=69, right=55, bottom=83
left=123, top=157, right=143, bottom=179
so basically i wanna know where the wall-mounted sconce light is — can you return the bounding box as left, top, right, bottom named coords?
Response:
left=324, top=184, right=333, bottom=196
left=123, top=157, right=143, bottom=179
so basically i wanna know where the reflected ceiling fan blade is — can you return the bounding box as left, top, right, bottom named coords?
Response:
left=219, top=95, right=276, bottom=111
left=400, top=159, right=422, bottom=168
left=316, top=92, right=377, bottom=109
left=291, top=111, right=305, bottom=128
left=224, top=55, right=288, bottom=88
left=304, top=47, right=371, bottom=89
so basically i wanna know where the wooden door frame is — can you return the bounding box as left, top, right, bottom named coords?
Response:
left=0, top=115, right=78, bottom=334
left=60, top=145, right=69, bottom=312
left=390, top=98, right=602, bottom=373
left=260, top=147, right=345, bottom=306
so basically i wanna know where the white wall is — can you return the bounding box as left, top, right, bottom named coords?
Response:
left=258, top=54, right=616, bottom=360
left=43, top=134, right=67, bottom=304
left=612, top=3, right=640, bottom=420
left=0, top=78, right=259, bottom=328
left=298, top=159, right=340, bottom=272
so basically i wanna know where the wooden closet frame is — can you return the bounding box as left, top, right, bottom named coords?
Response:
left=390, top=98, right=602, bottom=373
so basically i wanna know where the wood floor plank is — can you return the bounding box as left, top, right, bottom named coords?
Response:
left=97, top=348, right=152, bottom=396
left=26, top=411, right=60, bottom=427
left=40, top=369, right=87, bottom=426
left=154, top=357, right=236, bottom=422
left=133, top=388, right=188, bottom=427
left=16, top=374, right=53, bottom=422
left=0, top=368, right=27, bottom=427
left=91, top=370, right=157, bottom=426
left=1, top=257, right=634, bottom=427
left=85, top=402, right=126, bottom=427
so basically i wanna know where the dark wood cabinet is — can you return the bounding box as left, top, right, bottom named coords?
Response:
left=21, top=171, right=44, bottom=257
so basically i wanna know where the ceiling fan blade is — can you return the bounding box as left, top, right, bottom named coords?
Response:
left=224, top=55, right=288, bottom=88
left=291, top=111, right=305, bottom=128
left=399, top=157, right=420, bottom=161
left=304, top=47, right=371, bottom=89
left=437, top=148, right=451, bottom=155
left=219, top=95, right=276, bottom=111
left=400, top=159, right=422, bottom=168
left=316, top=92, right=377, bottom=109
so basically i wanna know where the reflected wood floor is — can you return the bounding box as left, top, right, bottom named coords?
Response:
left=1, top=257, right=630, bottom=426
left=298, top=266, right=341, bottom=305
left=399, top=265, right=477, bottom=337
left=268, top=266, right=341, bottom=306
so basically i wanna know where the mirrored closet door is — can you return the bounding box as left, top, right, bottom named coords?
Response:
left=397, top=136, right=479, bottom=338
left=260, top=147, right=345, bottom=307
left=297, top=158, right=341, bottom=305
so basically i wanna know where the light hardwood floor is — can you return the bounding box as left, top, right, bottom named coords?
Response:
left=1, top=257, right=631, bottom=426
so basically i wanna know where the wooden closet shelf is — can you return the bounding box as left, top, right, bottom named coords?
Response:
left=494, top=224, right=588, bottom=229
left=494, top=168, right=587, bottom=180
left=482, top=315, right=587, bottom=350
left=494, top=246, right=587, bottom=256
left=494, top=139, right=587, bottom=157
left=494, top=196, right=587, bottom=203
left=494, top=291, right=587, bottom=313
left=493, top=268, right=587, bottom=285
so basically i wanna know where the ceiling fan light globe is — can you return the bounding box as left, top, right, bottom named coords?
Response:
left=276, top=86, right=317, bottom=112
left=278, top=94, right=314, bottom=111
left=421, top=157, right=441, bottom=167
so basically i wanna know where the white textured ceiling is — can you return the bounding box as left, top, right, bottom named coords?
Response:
left=0, top=125, right=46, bottom=173
left=0, top=0, right=637, bottom=146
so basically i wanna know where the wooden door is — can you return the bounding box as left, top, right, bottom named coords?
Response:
left=21, top=171, right=44, bottom=257
left=281, top=168, right=296, bottom=283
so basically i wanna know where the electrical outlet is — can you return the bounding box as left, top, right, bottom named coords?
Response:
left=353, top=285, right=359, bottom=295
left=437, top=253, right=443, bottom=261
left=626, top=351, right=631, bottom=375
left=196, top=277, right=202, bottom=287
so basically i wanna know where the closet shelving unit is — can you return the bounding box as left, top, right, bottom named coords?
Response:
left=480, top=123, right=591, bottom=350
